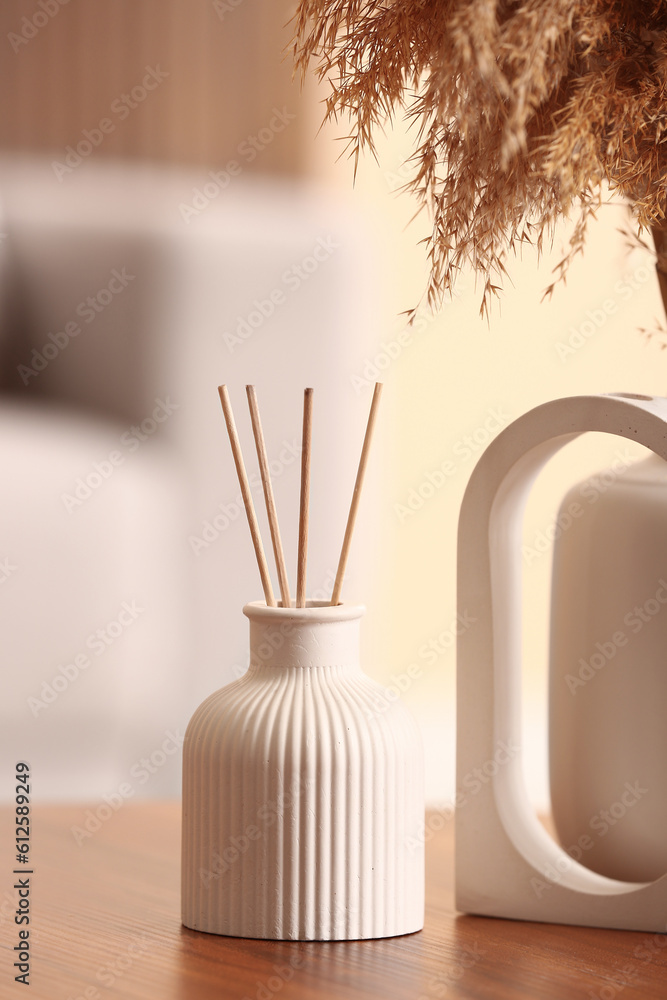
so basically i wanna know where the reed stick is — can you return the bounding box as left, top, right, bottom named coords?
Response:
left=217, top=385, right=276, bottom=607
left=246, top=385, right=292, bottom=608
left=330, top=382, right=383, bottom=605
left=296, top=388, right=314, bottom=608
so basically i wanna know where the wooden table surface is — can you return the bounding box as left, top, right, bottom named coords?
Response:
left=2, top=803, right=666, bottom=1000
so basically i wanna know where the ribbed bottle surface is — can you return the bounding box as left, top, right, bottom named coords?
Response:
left=181, top=603, right=424, bottom=940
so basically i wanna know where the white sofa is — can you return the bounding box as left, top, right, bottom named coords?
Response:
left=0, top=157, right=379, bottom=801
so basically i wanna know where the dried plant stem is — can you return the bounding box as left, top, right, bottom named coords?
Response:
left=296, top=388, right=314, bottom=608
left=246, top=385, right=292, bottom=608
left=330, top=382, right=383, bottom=606
left=651, top=222, right=667, bottom=322
left=217, top=385, right=276, bottom=607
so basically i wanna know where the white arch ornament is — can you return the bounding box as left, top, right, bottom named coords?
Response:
left=456, top=393, right=667, bottom=932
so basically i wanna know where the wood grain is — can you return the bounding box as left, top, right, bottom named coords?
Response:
left=0, top=0, right=306, bottom=173
left=218, top=384, right=276, bottom=607
left=1, top=804, right=666, bottom=1000
left=296, top=387, right=313, bottom=608
left=246, top=384, right=292, bottom=609
left=331, top=381, right=382, bottom=606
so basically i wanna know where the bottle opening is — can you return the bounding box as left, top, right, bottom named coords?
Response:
left=277, top=599, right=343, bottom=609
left=244, top=599, right=365, bottom=622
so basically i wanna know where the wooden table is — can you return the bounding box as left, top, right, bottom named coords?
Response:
left=2, top=803, right=666, bottom=999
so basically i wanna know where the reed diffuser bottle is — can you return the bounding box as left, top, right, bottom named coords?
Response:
left=181, top=382, right=424, bottom=940
left=181, top=599, right=425, bottom=940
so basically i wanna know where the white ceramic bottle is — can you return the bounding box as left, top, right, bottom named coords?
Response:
left=181, top=600, right=425, bottom=940
left=549, top=452, right=667, bottom=883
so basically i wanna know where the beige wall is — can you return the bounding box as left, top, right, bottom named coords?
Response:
left=0, top=0, right=305, bottom=172
left=307, top=113, right=665, bottom=808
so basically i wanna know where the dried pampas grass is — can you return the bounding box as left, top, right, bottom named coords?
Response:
left=293, top=1, right=667, bottom=317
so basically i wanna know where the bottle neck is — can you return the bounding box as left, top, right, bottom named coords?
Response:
left=244, top=602, right=364, bottom=670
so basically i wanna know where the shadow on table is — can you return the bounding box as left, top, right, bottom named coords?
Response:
left=176, top=923, right=433, bottom=1000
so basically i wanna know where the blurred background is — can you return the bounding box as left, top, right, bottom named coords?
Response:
left=0, top=1, right=663, bottom=819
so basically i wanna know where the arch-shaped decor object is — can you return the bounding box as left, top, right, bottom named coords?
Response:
left=456, top=393, right=667, bottom=932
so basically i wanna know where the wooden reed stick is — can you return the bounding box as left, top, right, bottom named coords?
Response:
left=330, top=382, right=383, bottom=605
left=296, top=388, right=314, bottom=608
left=246, top=385, right=292, bottom=608
left=217, top=385, right=276, bottom=607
